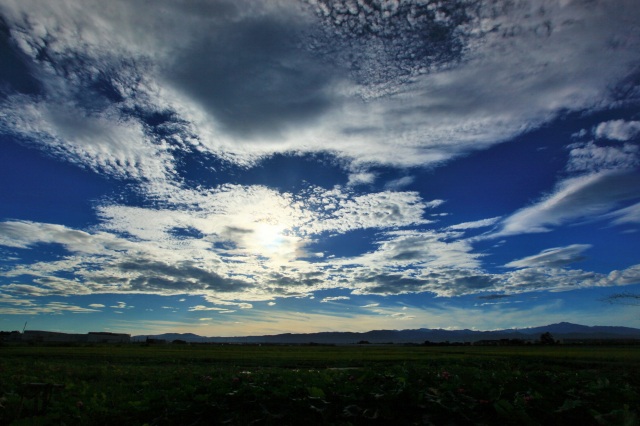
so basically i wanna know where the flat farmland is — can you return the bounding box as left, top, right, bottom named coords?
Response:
left=1, top=344, right=639, bottom=425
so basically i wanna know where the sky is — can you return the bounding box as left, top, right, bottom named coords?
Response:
left=1, top=0, right=640, bottom=336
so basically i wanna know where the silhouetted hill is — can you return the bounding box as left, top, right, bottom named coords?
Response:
left=518, top=322, right=640, bottom=336
left=133, top=322, right=640, bottom=344
left=137, top=332, right=209, bottom=342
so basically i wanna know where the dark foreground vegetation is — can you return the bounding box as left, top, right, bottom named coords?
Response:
left=1, top=343, right=639, bottom=425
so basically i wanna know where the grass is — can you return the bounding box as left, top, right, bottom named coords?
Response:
left=1, top=343, right=639, bottom=425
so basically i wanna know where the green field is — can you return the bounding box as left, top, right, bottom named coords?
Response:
left=1, top=344, right=639, bottom=425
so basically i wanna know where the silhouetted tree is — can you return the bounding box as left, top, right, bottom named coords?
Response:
left=540, top=332, right=556, bottom=345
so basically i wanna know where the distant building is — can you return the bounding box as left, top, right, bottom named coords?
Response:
left=87, top=332, right=131, bottom=343
left=0, top=331, right=22, bottom=342
left=19, top=330, right=130, bottom=343
left=23, top=330, right=86, bottom=343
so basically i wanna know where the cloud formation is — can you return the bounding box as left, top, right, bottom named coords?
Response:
left=595, top=120, right=640, bottom=141
left=321, top=296, right=350, bottom=303
left=0, top=293, right=101, bottom=315
left=1, top=0, right=638, bottom=173
left=0, top=0, right=638, bottom=328
left=566, top=142, right=639, bottom=174
left=496, top=171, right=640, bottom=236
left=505, top=244, right=592, bottom=269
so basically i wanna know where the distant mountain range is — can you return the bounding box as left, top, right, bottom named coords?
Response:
left=133, top=322, right=640, bottom=344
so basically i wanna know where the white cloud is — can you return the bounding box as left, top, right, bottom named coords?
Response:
left=352, top=268, right=501, bottom=297
left=0, top=95, right=175, bottom=183
left=608, top=265, right=640, bottom=286
left=303, top=189, right=435, bottom=234
left=0, top=0, right=639, bottom=310
left=384, top=176, right=414, bottom=190
left=0, top=293, right=36, bottom=307
left=495, top=263, right=640, bottom=295
left=505, top=244, right=592, bottom=269
left=502, top=267, right=607, bottom=294
left=320, top=296, right=350, bottom=303
left=107, top=184, right=436, bottom=243
left=188, top=305, right=229, bottom=312
left=0, top=220, right=140, bottom=254
left=0, top=0, right=637, bottom=173
left=572, top=128, right=588, bottom=139
left=111, top=302, right=128, bottom=309
left=606, top=202, right=640, bottom=225
left=595, top=120, right=640, bottom=141
left=0, top=184, right=637, bottom=302
left=567, top=142, right=639, bottom=173
left=0, top=297, right=101, bottom=315
left=3, top=277, right=94, bottom=297
left=424, top=199, right=446, bottom=209
left=97, top=184, right=314, bottom=264
left=350, top=229, right=482, bottom=270
left=347, top=172, right=376, bottom=187
left=475, top=300, right=522, bottom=307
left=495, top=171, right=640, bottom=237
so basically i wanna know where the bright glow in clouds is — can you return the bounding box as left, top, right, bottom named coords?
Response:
left=255, top=224, right=286, bottom=253
left=0, top=0, right=639, bottom=334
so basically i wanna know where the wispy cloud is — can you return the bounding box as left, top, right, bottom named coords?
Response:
left=595, top=120, right=640, bottom=141
left=188, top=305, right=233, bottom=312
left=505, top=244, right=592, bottom=269
left=494, top=171, right=640, bottom=237
left=384, top=176, right=415, bottom=191
left=606, top=202, right=640, bottom=225
left=448, top=217, right=501, bottom=231
left=320, top=296, right=350, bottom=303
left=0, top=296, right=101, bottom=315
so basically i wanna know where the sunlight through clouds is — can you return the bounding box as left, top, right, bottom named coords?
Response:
left=0, top=0, right=639, bottom=333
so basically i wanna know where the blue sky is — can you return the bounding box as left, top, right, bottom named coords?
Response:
left=1, top=0, right=639, bottom=336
